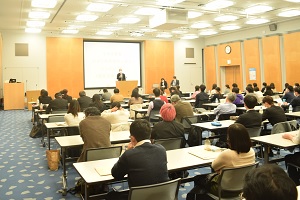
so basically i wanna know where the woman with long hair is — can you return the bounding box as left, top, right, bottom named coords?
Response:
left=89, top=94, right=106, bottom=113
left=64, top=100, right=84, bottom=126
left=128, top=88, right=143, bottom=106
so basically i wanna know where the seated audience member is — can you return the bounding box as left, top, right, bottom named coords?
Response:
left=213, top=93, right=236, bottom=120
left=64, top=100, right=85, bottom=126
left=210, top=87, right=222, bottom=103
left=151, top=103, right=185, bottom=147
left=110, top=88, right=124, bottom=103
left=170, top=94, right=193, bottom=123
left=89, top=94, right=106, bottom=113
left=187, top=123, right=255, bottom=199
left=195, top=84, right=209, bottom=108
left=61, top=89, right=72, bottom=103
left=261, top=82, right=267, bottom=93
left=169, top=86, right=180, bottom=97
left=108, top=119, right=169, bottom=200
left=262, top=96, right=287, bottom=126
left=223, top=84, right=230, bottom=95
left=101, top=102, right=130, bottom=131
left=270, top=82, right=276, bottom=92
left=254, top=86, right=263, bottom=102
left=264, top=86, right=274, bottom=96
left=77, top=107, right=111, bottom=162
left=128, top=88, right=143, bottom=106
left=288, top=86, right=300, bottom=112
left=282, top=85, right=295, bottom=104
left=159, top=87, right=168, bottom=103
left=232, top=87, right=244, bottom=106
left=283, top=130, right=300, bottom=185
left=46, top=92, right=68, bottom=114
left=235, top=95, right=262, bottom=128
left=102, top=89, right=112, bottom=101
left=232, top=83, right=238, bottom=88
left=253, top=82, right=257, bottom=88
left=283, top=82, right=290, bottom=93
left=176, top=85, right=183, bottom=97
left=245, top=86, right=259, bottom=105
left=146, top=88, right=165, bottom=116
left=210, top=83, right=218, bottom=95
left=243, top=164, right=297, bottom=200
left=191, top=85, right=200, bottom=99
left=38, top=89, right=52, bottom=104
left=77, top=91, right=92, bottom=111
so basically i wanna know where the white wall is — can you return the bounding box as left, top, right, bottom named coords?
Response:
left=174, top=38, right=205, bottom=93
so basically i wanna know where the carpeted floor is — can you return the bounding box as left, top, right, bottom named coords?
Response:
left=0, top=110, right=289, bottom=200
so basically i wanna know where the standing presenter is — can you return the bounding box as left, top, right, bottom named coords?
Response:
left=117, top=69, right=126, bottom=81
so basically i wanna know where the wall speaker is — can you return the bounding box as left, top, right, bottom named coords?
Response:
left=269, top=23, right=277, bottom=31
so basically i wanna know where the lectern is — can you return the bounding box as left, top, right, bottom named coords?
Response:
left=4, top=83, right=24, bottom=110
left=116, top=80, right=138, bottom=98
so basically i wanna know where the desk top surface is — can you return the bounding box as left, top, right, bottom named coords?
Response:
left=286, top=111, right=300, bottom=117
left=251, top=131, right=299, bottom=148
left=192, top=120, right=235, bottom=129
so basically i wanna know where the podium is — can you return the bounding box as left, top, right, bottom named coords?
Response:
left=26, top=90, right=40, bottom=110
left=116, top=80, right=138, bottom=97
left=4, top=83, right=24, bottom=110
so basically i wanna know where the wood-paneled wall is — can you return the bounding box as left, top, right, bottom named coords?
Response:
left=262, top=35, right=282, bottom=91
left=204, top=46, right=216, bottom=90
left=244, top=39, right=261, bottom=87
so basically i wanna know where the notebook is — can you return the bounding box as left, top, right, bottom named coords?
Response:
left=189, top=147, right=222, bottom=160
left=95, top=165, right=112, bottom=176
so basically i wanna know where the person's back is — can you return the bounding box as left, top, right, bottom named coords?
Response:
left=110, top=88, right=124, bottom=103
left=195, top=84, right=209, bottom=108
left=262, top=96, right=287, bottom=126
left=77, top=91, right=92, bottom=111
left=101, top=102, right=130, bottom=125
left=46, top=93, right=68, bottom=113
left=147, top=88, right=165, bottom=116
left=170, top=94, right=193, bottom=122
left=102, top=89, right=112, bottom=101
left=213, top=93, right=237, bottom=120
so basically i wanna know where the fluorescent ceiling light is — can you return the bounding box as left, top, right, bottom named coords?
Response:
left=25, top=28, right=41, bottom=33
left=278, top=9, right=300, bottom=17
left=86, top=3, right=113, bottom=12
left=220, top=25, right=241, bottom=30
left=134, top=7, right=161, bottom=15
left=245, top=18, right=270, bottom=24
left=191, top=22, right=211, bottom=29
left=68, top=25, right=86, bottom=29
left=141, top=28, right=156, bottom=32
left=28, top=11, right=50, bottom=19
left=156, top=0, right=185, bottom=6
left=181, top=34, right=198, bottom=39
left=203, top=0, right=234, bottom=10
left=130, top=31, right=144, bottom=37
left=188, top=11, right=203, bottom=19
left=96, top=31, right=113, bottom=35
left=118, top=17, right=140, bottom=24
left=214, top=15, right=238, bottom=22
left=156, top=33, right=173, bottom=38
left=62, top=29, right=79, bottom=34
left=76, top=14, right=98, bottom=21
left=244, top=5, right=273, bottom=14
left=105, top=27, right=123, bottom=31
left=172, top=29, right=188, bottom=34
left=31, top=0, right=57, bottom=8
left=199, top=30, right=218, bottom=35
left=26, top=20, right=45, bottom=27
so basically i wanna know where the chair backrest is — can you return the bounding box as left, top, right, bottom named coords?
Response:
left=154, top=138, right=183, bottom=150
left=218, top=113, right=237, bottom=121
left=149, top=109, right=161, bottom=122
left=51, top=110, right=67, bottom=114
left=181, top=116, right=198, bottom=129
left=85, top=146, right=122, bottom=161
left=271, top=120, right=298, bottom=134
left=246, top=127, right=262, bottom=138
left=48, top=115, right=65, bottom=123
left=130, top=104, right=143, bottom=119
left=66, top=126, right=80, bottom=136
left=128, top=178, right=181, bottom=200
left=294, top=106, right=300, bottom=112
left=217, top=162, right=259, bottom=198
left=111, top=122, right=131, bottom=132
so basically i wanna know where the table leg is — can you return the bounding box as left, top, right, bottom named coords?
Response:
left=47, top=129, right=51, bottom=150
left=264, top=144, right=269, bottom=164
left=61, top=147, right=68, bottom=196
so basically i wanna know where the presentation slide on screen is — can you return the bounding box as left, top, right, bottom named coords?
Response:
left=84, top=41, right=141, bottom=89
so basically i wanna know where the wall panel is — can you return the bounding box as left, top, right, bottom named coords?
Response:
left=204, top=46, right=216, bottom=90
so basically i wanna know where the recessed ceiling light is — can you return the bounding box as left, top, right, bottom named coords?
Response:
left=245, top=18, right=270, bottom=24
left=199, top=30, right=218, bottom=35
left=25, top=28, right=41, bottom=33
left=244, top=5, right=273, bottom=14
left=156, top=0, right=185, bottom=6
left=26, top=20, right=45, bottom=27
left=76, top=14, right=98, bottom=21
left=68, top=25, right=86, bottom=29
left=203, top=0, right=234, bottom=10
left=156, top=33, right=173, bottom=38
left=31, top=0, right=57, bottom=8
left=28, top=11, right=50, bottom=19
left=214, top=15, right=238, bottom=22
left=278, top=9, right=300, bottom=17
left=134, top=7, right=162, bottom=15
left=172, top=29, right=188, bottom=34
left=191, top=22, right=211, bottom=29
left=118, top=17, right=140, bottom=24
left=188, top=11, right=203, bottom=19
left=220, top=25, right=241, bottom=30
left=181, top=34, right=198, bottom=39
left=86, top=3, right=113, bottom=12
left=62, top=29, right=79, bottom=34
left=96, top=31, right=113, bottom=35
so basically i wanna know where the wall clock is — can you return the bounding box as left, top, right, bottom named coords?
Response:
left=225, top=45, right=231, bottom=54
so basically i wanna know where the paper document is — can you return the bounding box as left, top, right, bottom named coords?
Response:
left=95, top=166, right=112, bottom=176
left=55, top=122, right=66, bottom=126
left=189, top=148, right=222, bottom=160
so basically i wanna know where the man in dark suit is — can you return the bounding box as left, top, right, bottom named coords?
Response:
left=116, top=69, right=126, bottom=81
left=46, top=92, right=68, bottom=114
left=262, top=96, right=287, bottom=126
left=235, top=95, right=262, bottom=128
left=108, top=119, right=169, bottom=200
left=170, top=75, right=179, bottom=87
left=77, top=91, right=92, bottom=111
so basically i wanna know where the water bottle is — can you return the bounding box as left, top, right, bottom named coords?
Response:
left=215, top=98, right=218, bottom=103
left=204, top=139, right=211, bottom=150
left=289, top=105, right=293, bottom=113
left=259, top=106, right=263, bottom=114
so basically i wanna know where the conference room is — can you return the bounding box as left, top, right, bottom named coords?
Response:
left=1, top=0, right=300, bottom=200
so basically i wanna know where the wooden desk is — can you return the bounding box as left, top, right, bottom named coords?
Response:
left=251, top=131, right=298, bottom=163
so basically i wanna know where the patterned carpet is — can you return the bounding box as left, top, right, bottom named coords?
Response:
left=0, top=110, right=289, bottom=200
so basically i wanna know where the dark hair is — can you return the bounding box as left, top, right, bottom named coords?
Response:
left=200, top=84, right=206, bottom=92
left=253, top=83, right=257, bottom=87
left=225, top=84, right=230, bottom=89
left=254, top=86, right=260, bottom=92
left=55, top=92, right=62, bottom=98
left=295, top=83, right=300, bottom=87
left=195, top=85, right=200, bottom=91
left=232, top=87, right=239, bottom=93
left=84, top=107, right=101, bottom=116
left=227, top=123, right=252, bottom=154
left=103, top=89, right=108, bottom=93
left=92, top=94, right=104, bottom=109
left=131, top=88, right=139, bottom=99
left=153, top=88, right=161, bottom=97
left=266, top=86, right=272, bottom=91
left=79, top=91, right=86, bottom=97
left=247, top=83, right=252, bottom=87
left=215, top=87, right=221, bottom=92
left=114, top=88, right=120, bottom=93
left=287, top=85, right=294, bottom=92
left=246, top=86, right=254, bottom=93
left=232, top=83, right=238, bottom=88
left=111, top=101, right=121, bottom=109
left=67, top=100, right=80, bottom=117
left=270, top=83, right=275, bottom=89
left=262, top=82, right=267, bottom=87
left=130, top=119, right=151, bottom=142
left=212, top=83, right=217, bottom=90
left=294, top=87, right=300, bottom=94
left=285, top=83, right=290, bottom=88
left=61, top=89, right=68, bottom=94
left=243, top=164, right=297, bottom=200
left=40, top=89, right=47, bottom=97
left=262, top=96, right=274, bottom=105
left=244, top=95, right=257, bottom=109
